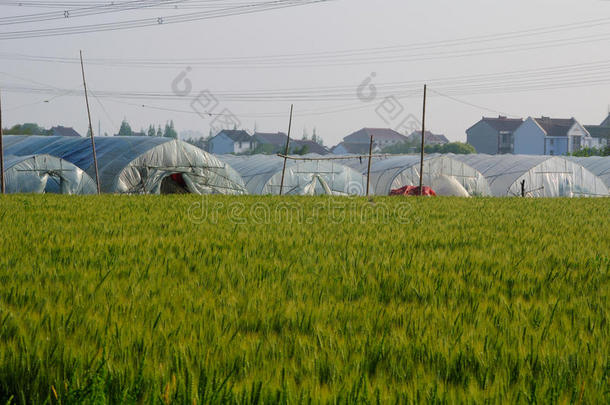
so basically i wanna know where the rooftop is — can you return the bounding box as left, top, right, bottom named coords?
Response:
left=217, top=129, right=252, bottom=142
left=534, top=117, right=577, bottom=137
left=477, top=116, right=524, bottom=133
left=344, top=128, right=408, bottom=143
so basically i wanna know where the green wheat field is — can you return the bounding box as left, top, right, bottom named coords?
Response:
left=0, top=196, right=608, bottom=404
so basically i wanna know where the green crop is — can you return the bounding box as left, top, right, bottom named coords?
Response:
left=0, top=195, right=608, bottom=404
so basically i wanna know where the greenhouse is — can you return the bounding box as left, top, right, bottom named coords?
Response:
left=2, top=154, right=97, bottom=194
left=565, top=156, right=610, bottom=189
left=453, top=154, right=608, bottom=197
left=3, top=135, right=247, bottom=194
left=218, top=154, right=367, bottom=195
left=343, top=155, right=492, bottom=196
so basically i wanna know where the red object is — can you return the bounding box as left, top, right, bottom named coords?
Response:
left=170, top=173, right=186, bottom=187
left=390, top=185, right=436, bottom=196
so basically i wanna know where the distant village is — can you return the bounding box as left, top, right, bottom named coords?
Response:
left=4, top=111, right=610, bottom=157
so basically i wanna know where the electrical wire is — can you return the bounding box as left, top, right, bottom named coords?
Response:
left=0, top=0, right=333, bottom=40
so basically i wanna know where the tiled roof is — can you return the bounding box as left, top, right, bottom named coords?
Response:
left=293, top=140, right=330, bottom=155
left=408, top=130, right=449, bottom=144
left=478, top=116, right=524, bottom=133
left=253, top=132, right=289, bottom=146
left=534, top=117, right=577, bottom=137
left=51, top=126, right=81, bottom=137
left=585, top=125, right=610, bottom=140
left=332, top=142, right=373, bottom=154
left=218, top=130, right=251, bottom=142
left=344, top=128, right=408, bottom=143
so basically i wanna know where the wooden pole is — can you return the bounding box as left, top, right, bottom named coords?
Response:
left=279, top=104, right=293, bottom=196
left=366, top=135, right=373, bottom=196
left=418, top=84, right=427, bottom=196
left=80, top=50, right=101, bottom=194
left=0, top=89, right=5, bottom=194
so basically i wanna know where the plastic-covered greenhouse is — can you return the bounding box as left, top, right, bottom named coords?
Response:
left=3, top=135, right=246, bottom=194
left=453, top=154, right=608, bottom=197
left=565, top=156, right=610, bottom=189
left=3, top=154, right=97, bottom=194
left=343, top=155, right=491, bottom=196
left=218, top=154, right=367, bottom=195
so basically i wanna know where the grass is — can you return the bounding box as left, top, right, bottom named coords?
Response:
left=0, top=195, right=608, bottom=404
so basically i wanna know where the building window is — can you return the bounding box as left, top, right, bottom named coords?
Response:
left=549, top=139, right=554, bottom=146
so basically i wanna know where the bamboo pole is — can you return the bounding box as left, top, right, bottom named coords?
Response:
left=80, top=51, right=101, bottom=194
left=366, top=135, right=373, bottom=196
left=418, top=84, right=427, bottom=196
left=0, top=89, right=4, bottom=194
left=279, top=104, right=294, bottom=196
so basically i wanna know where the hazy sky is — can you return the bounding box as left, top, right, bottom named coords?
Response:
left=1, top=0, right=610, bottom=146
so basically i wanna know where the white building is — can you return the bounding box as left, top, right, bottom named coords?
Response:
left=513, top=117, right=594, bottom=155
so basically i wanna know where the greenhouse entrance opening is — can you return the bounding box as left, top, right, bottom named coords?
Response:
left=43, top=171, right=68, bottom=194
left=160, top=173, right=190, bottom=194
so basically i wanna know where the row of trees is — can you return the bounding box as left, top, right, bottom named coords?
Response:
left=570, top=146, right=610, bottom=157
left=2, top=123, right=51, bottom=136
left=118, top=119, right=178, bottom=139
left=382, top=141, right=476, bottom=155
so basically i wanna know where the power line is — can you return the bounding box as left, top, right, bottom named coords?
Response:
left=0, top=0, right=333, bottom=40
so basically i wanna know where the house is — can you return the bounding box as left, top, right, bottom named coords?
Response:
left=331, top=142, right=382, bottom=155
left=331, top=128, right=408, bottom=155
left=343, top=128, right=408, bottom=148
left=51, top=126, right=81, bottom=137
left=252, top=132, right=329, bottom=154
left=294, top=139, right=330, bottom=155
left=466, top=116, right=524, bottom=154
left=253, top=132, right=289, bottom=153
left=513, top=117, right=593, bottom=155
left=407, top=130, right=449, bottom=145
left=208, top=130, right=254, bottom=154
left=584, top=113, right=610, bottom=148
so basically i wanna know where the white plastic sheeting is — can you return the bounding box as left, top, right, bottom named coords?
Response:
left=453, top=154, right=608, bottom=197
left=3, top=135, right=247, bottom=194
left=343, top=155, right=491, bottom=196
left=218, top=154, right=367, bottom=195
left=3, top=154, right=97, bottom=194
left=565, top=156, right=610, bottom=189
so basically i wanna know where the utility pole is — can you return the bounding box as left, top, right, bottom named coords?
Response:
left=80, top=51, right=101, bottom=194
left=0, top=89, right=5, bottom=194
left=279, top=104, right=294, bottom=196
left=418, top=84, right=427, bottom=196
left=366, top=135, right=373, bottom=196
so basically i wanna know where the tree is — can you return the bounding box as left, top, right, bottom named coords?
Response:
left=147, top=125, right=156, bottom=137
left=381, top=141, right=475, bottom=155
left=118, top=119, right=133, bottom=136
left=425, top=142, right=476, bottom=154
left=163, top=120, right=178, bottom=139
left=292, top=144, right=309, bottom=155
left=302, top=127, right=309, bottom=141
left=156, top=125, right=163, bottom=137
left=313, top=128, right=323, bottom=146
left=3, top=123, right=50, bottom=135
left=570, top=146, right=610, bottom=157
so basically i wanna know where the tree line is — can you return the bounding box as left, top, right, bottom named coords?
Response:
left=118, top=119, right=178, bottom=139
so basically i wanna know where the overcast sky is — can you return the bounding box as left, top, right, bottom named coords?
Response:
left=1, top=0, right=610, bottom=146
